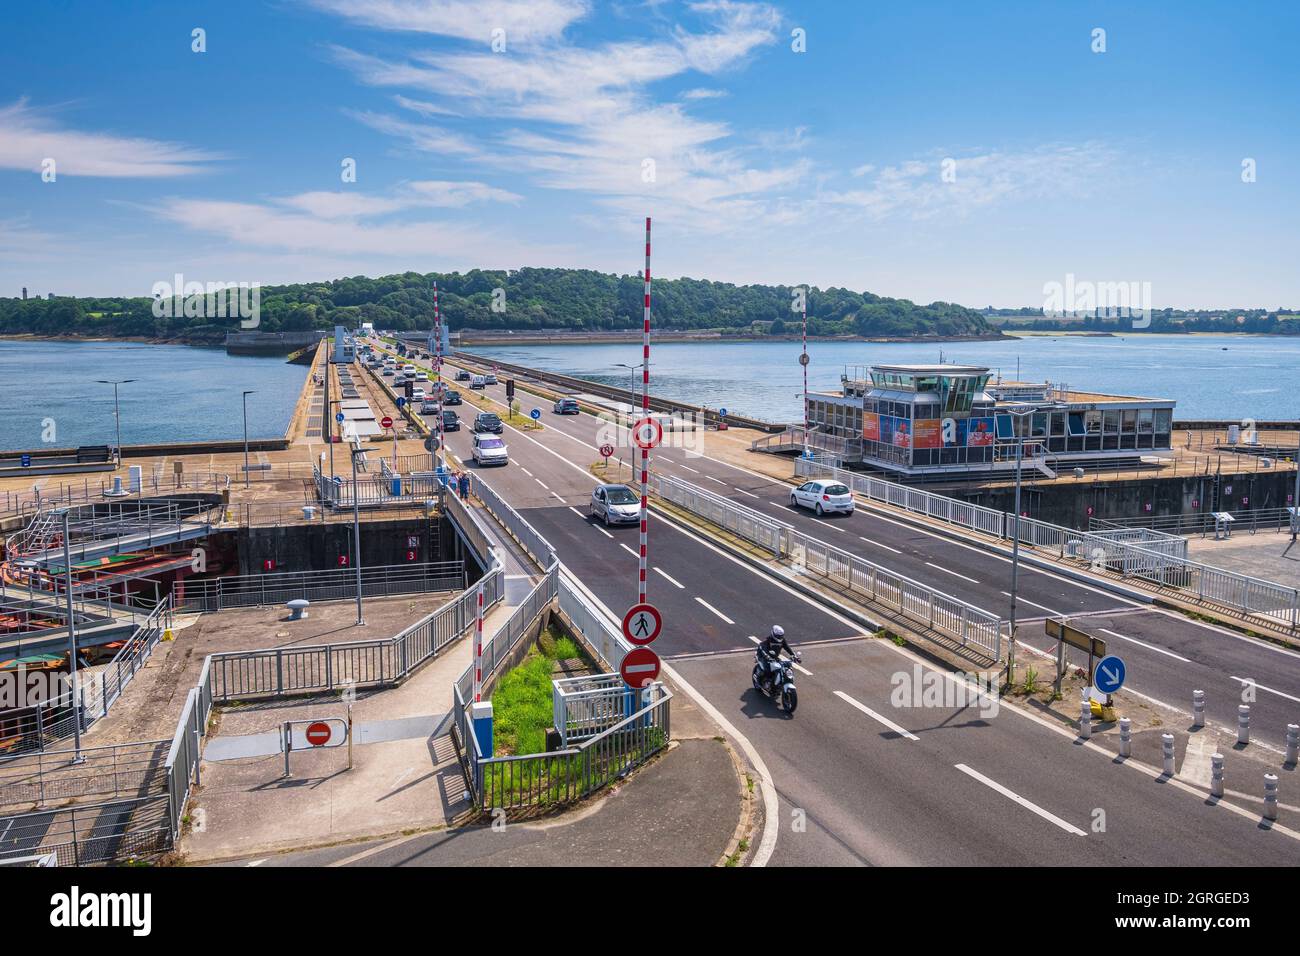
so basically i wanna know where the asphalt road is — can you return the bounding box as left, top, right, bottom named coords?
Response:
left=440, top=364, right=1300, bottom=753
left=422, top=361, right=1300, bottom=866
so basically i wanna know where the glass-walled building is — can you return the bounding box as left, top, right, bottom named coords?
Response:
left=803, top=364, right=1175, bottom=477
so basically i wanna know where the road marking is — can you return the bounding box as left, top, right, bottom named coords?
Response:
left=924, top=562, right=979, bottom=584
left=328, top=836, right=413, bottom=868
left=567, top=506, right=586, bottom=519
left=1000, top=592, right=1063, bottom=617
left=733, top=487, right=760, bottom=499
left=859, top=536, right=902, bottom=554
left=694, top=596, right=735, bottom=624
left=620, top=542, right=638, bottom=557
left=520, top=467, right=533, bottom=477
left=953, top=763, right=1086, bottom=836
left=706, top=476, right=727, bottom=485
left=834, top=691, right=919, bottom=740
left=534, top=478, right=549, bottom=490
left=1099, top=627, right=1192, bottom=663
left=654, top=566, right=685, bottom=589
left=1229, top=676, right=1300, bottom=704
left=245, top=858, right=267, bottom=867
left=550, top=492, right=564, bottom=502
left=678, top=463, right=700, bottom=473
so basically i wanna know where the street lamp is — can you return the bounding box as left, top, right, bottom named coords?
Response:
left=614, top=363, right=649, bottom=412
left=1004, top=403, right=1047, bottom=689
left=58, top=509, right=84, bottom=762
left=95, top=379, right=135, bottom=467
left=242, top=391, right=256, bottom=489
left=349, top=443, right=365, bottom=626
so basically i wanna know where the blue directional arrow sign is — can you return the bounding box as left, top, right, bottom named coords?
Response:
left=530, top=408, right=541, bottom=420
left=396, top=397, right=407, bottom=408
left=1094, top=655, right=1126, bottom=695
left=719, top=407, right=728, bottom=418
left=335, top=412, right=345, bottom=423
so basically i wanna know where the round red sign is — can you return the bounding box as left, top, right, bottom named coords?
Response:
left=305, top=721, right=332, bottom=747
left=632, top=418, right=662, bottom=450
left=599, top=443, right=615, bottom=458
left=620, top=647, right=661, bottom=689
left=381, top=416, right=394, bottom=429
left=622, top=603, right=662, bottom=646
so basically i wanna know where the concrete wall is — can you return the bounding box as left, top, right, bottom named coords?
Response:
left=232, top=516, right=453, bottom=575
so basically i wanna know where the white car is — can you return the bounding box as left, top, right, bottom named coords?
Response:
left=414, top=370, right=429, bottom=382
left=484, top=372, right=498, bottom=385
left=411, top=387, right=426, bottom=402
left=790, top=479, right=855, bottom=516
left=472, top=434, right=508, bottom=466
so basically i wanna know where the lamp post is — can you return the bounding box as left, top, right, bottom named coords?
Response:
left=614, top=362, right=647, bottom=412
left=95, top=379, right=135, bottom=467
left=59, top=509, right=84, bottom=762
left=242, top=390, right=256, bottom=488
left=1004, top=404, right=1043, bottom=689
left=349, top=444, right=365, bottom=626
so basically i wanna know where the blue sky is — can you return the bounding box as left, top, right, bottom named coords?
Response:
left=1, top=0, right=1296, bottom=308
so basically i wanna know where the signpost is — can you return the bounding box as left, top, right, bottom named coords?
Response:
left=1045, top=618, right=1107, bottom=697
left=622, top=602, right=662, bottom=646
left=1094, top=655, right=1126, bottom=696
left=530, top=408, right=541, bottom=421
left=282, top=716, right=350, bottom=777
left=620, top=647, right=661, bottom=689
left=599, top=442, right=614, bottom=470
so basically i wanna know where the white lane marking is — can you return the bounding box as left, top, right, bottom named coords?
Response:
left=924, top=562, right=979, bottom=584
left=594, top=525, right=614, bottom=539
left=745, top=634, right=813, bottom=675
left=706, top=476, right=727, bottom=485
left=551, top=492, right=564, bottom=502
left=559, top=565, right=782, bottom=868
left=734, top=487, right=760, bottom=499
left=534, top=478, right=549, bottom=490
left=678, top=463, right=700, bottom=473
left=834, top=691, right=919, bottom=741
left=567, top=507, right=586, bottom=519
left=620, top=542, right=638, bottom=557
left=1229, top=676, right=1300, bottom=704
left=520, top=467, right=533, bottom=477
left=245, top=858, right=267, bottom=867
left=859, top=535, right=902, bottom=554
left=1099, top=627, right=1192, bottom=663
left=1000, top=592, right=1064, bottom=617
left=953, top=764, right=1086, bottom=836
left=654, top=566, right=686, bottom=589
left=694, top=596, right=735, bottom=624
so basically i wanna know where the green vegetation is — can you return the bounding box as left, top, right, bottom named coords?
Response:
left=0, top=268, right=997, bottom=340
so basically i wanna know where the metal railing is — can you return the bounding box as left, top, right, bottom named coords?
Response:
left=0, top=739, right=170, bottom=809
left=314, top=465, right=446, bottom=509
left=553, top=674, right=646, bottom=745
left=795, top=457, right=1299, bottom=631
left=654, top=472, right=1005, bottom=660
left=1092, top=507, right=1299, bottom=537
left=175, top=562, right=464, bottom=613
left=469, top=473, right=557, bottom=568
left=0, top=794, right=172, bottom=866
left=557, top=570, right=631, bottom=673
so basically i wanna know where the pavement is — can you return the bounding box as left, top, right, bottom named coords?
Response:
left=1186, top=528, right=1300, bottom=588
left=416, top=355, right=1300, bottom=866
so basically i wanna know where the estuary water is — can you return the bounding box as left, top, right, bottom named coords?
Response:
left=473, top=334, right=1300, bottom=424
left=0, top=338, right=309, bottom=451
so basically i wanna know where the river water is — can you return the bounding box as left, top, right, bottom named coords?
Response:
left=0, top=339, right=309, bottom=451
left=473, top=334, right=1299, bottom=423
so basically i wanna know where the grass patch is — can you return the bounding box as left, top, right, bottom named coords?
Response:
left=491, top=627, right=588, bottom=757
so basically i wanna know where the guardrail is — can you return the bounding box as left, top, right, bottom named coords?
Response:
left=1092, top=508, right=1299, bottom=537
left=654, top=472, right=1005, bottom=660
left=0, top=739, right=170, bottom=809
left=794, top=458, right=1298, bottom=630
left=469, top=473, right=557, bottom=568
left=175, top=562, right=464, bottom=613
left=0, top=794, right=171, bottom=866
left=314, top=464, right=446, bottom=510
left=557, top=570, right=631, bottom=673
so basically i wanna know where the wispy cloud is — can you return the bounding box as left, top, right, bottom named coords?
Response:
left=0, top=99, right=219, bottom=178
left=303, top=0, right=591, bottom=43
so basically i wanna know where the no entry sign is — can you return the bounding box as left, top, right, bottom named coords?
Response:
left=305, top=722, right=332, bottom=746
left=286, top=718, right=348, bottom=750
left=381, top=415, right=394, bottom=429
left=622, top=602, right=662, bottom=645
left=620, top=647, right=660, bottom=689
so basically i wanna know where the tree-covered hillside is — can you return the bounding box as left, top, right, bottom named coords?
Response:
left=0, top=268, right=998, bottom=340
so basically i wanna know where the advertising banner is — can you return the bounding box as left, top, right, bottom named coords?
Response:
left=863, top=412, right=880, bottom=442
left=913, top=419, right=941, bottom=449
left=967, top=416, right=995, bottom=446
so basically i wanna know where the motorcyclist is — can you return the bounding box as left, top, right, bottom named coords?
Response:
left=757, top=625, right=796, bottom=688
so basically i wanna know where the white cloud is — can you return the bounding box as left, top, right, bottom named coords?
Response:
left=681, top=87, right=728, bottom=100
left=393, top=94, right=459, bottom=117
left=0, top=99, right=219, bottom=178
left=303, top=0, right=590, bottom=43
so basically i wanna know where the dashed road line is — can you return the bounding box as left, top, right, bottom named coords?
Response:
left=694, top=596, right=735, bottom=625
left=925, top=562, right=979, bottom=584
left=833, top=691, right=919, bottom=741
left=953, top=763, right=1086, bottom=836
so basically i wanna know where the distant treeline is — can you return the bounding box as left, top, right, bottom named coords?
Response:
left=985, top=309, right=1300, bottom=335
left=0, top=268, right=996, bottom=340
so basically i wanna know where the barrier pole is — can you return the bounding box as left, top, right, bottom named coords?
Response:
left=639, top=216, right=652, bottom=606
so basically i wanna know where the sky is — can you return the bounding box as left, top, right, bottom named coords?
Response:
left=1, top=0, right=1296, bottom=309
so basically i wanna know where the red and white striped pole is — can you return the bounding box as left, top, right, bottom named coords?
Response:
left=433, top=280, right=443, bottom=470
left=802, top=290, right=809, bottom=458
left=473, top=582, right=484, bottom=702
left=639, top=216, right=652, bottom=606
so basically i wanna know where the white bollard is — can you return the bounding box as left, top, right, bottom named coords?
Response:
left=1263, top=773, right=1279, bottom=822
left=1079, top=697, right=1092, bottom=739
left=1285, top=724, right=1299, bottom=768
left=1210, top=753, right=1224, bottom=798
left=1237, top=705, right=1251, bottom=746
left=1119, top=717, right=1132, bottom=758
left=1192, top=689, right=1205, bottom=729
left=1162, top=732, right=1175, bottom=775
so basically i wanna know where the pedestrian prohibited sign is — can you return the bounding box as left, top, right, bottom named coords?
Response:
left=633, top=417, right=662, bottom=449
left=620, top=647, right=660, bottom=689
left=622, top=603, right=662, bottom=645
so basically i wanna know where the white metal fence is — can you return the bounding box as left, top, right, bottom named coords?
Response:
left=175, top=562, right=464, bottom=613
left=469, top=473, right=557, bottom=568
left=654, top=473, right=1005, bottom=660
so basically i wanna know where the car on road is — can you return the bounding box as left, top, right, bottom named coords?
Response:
left=414, top=370, right=429, bottom=382
left=591, top=483, right=640, bottom=526
left=484, top=372, right=498, bottom=385
left=411, top=387, right=426, bottom=402
left=472, top=434, right=508, bottom=466
left=470, top=374, right=486, bottom=389
left=473, top=412, right=503, bottom=434
left=790, top=479, right=855, bottom=516
left=553, top=398, right=580, bottom=415
left=456, top=369, right=471, bottom=381
left=442, top=410, right=460, bottom=431
left=420, top=399, right=440, bottom=415
left=382, top=367, right=395, bottom=376
left=443, top=389, right=462, bottom=406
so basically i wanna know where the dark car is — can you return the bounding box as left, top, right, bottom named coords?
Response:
left=456, top=369, right=472, bottom=381
left=473, top=412, right=503, bottom=434
left=442, top=410, right=461, bottom=431
left=443, top=389, right=462, bottom=406
left=552, top=398, right=580, bottom=415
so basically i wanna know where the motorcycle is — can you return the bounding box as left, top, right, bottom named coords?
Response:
left=751, top=646, right=800, bottom=714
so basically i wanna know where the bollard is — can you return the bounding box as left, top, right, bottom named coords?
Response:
left=1237, top=705, right=1251, bottom=746
left=1192, top=689, right=1205, bottom=729
left=1119, top=717, right=1132, bottom=757
left=1285, top=724, right=1299, bottom=768
left=1263, top=773, right=1279, bottom=822
left=1162, top=732, right=1175, bottom=775
left=1210, top=753, right=1224, bottom=798
left=1079, top=697, right=1092, bottom=739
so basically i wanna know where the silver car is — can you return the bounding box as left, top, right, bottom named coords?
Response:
left=790, top=480, right=855, bottom=516
left=591, top=483, right=640, bottom=526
